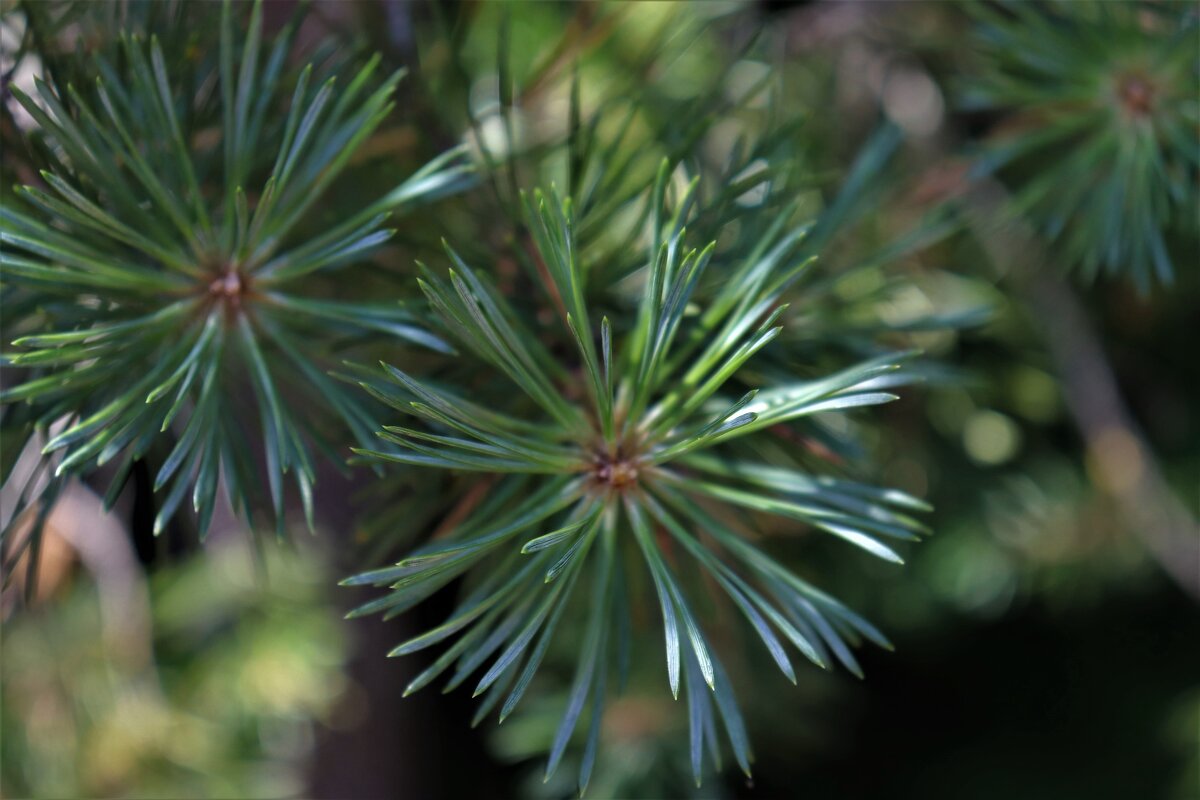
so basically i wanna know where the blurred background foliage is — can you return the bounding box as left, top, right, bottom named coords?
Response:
left=2, top=1, right=1197, bottom=799
left=1, top=522, right=348, bottom=799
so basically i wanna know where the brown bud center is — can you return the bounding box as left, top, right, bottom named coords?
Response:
left=593, top=455, right=639, bottom=489
left=206, top=267, right=249, bottom=312
left=1117, top=74, right=1154, bottom=117
left=209, top=270, right=242, bottom=298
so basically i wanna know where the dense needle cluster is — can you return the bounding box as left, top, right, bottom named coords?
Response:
left=2, top=2, right=942, bottom=791
left=963, top=0, right=1199, bottom=289
left=346, top=173, right=929, bottom=790
left=0, top=2, right=469, bottom=540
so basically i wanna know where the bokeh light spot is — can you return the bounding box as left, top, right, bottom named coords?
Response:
left=963, top=409, right=1022, bottom=466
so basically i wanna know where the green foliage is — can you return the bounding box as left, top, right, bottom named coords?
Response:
left=344, top=166, right=929, bottom=791
left=963, top=0, right=1199, bottom=290
left=0, top=0, right=954, bottom=790
left=0, top=0, right=470, bottom=551
left=3, top=1, right=1197, bottom=796
left=345, top=1, right=819, bottom=559
left=0, top=543, right=345, bottom=799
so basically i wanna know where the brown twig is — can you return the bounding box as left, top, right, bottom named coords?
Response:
left=429, top=476, right=495, bottom=542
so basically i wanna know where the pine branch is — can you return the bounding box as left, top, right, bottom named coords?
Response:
left=962, top=0, right=1198, bottom=290
left=345, top=169, right=929, bottom=789
left=0, top=0, right=472, bottom=562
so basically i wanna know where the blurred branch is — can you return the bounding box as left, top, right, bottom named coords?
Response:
left=964, top=178, right=1200, bottom=601
left=1023, top=275, right=1200, bottom=599
left=51, top=481, right=158, bottom=673
left=2, top=441, right=159, bottom=670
